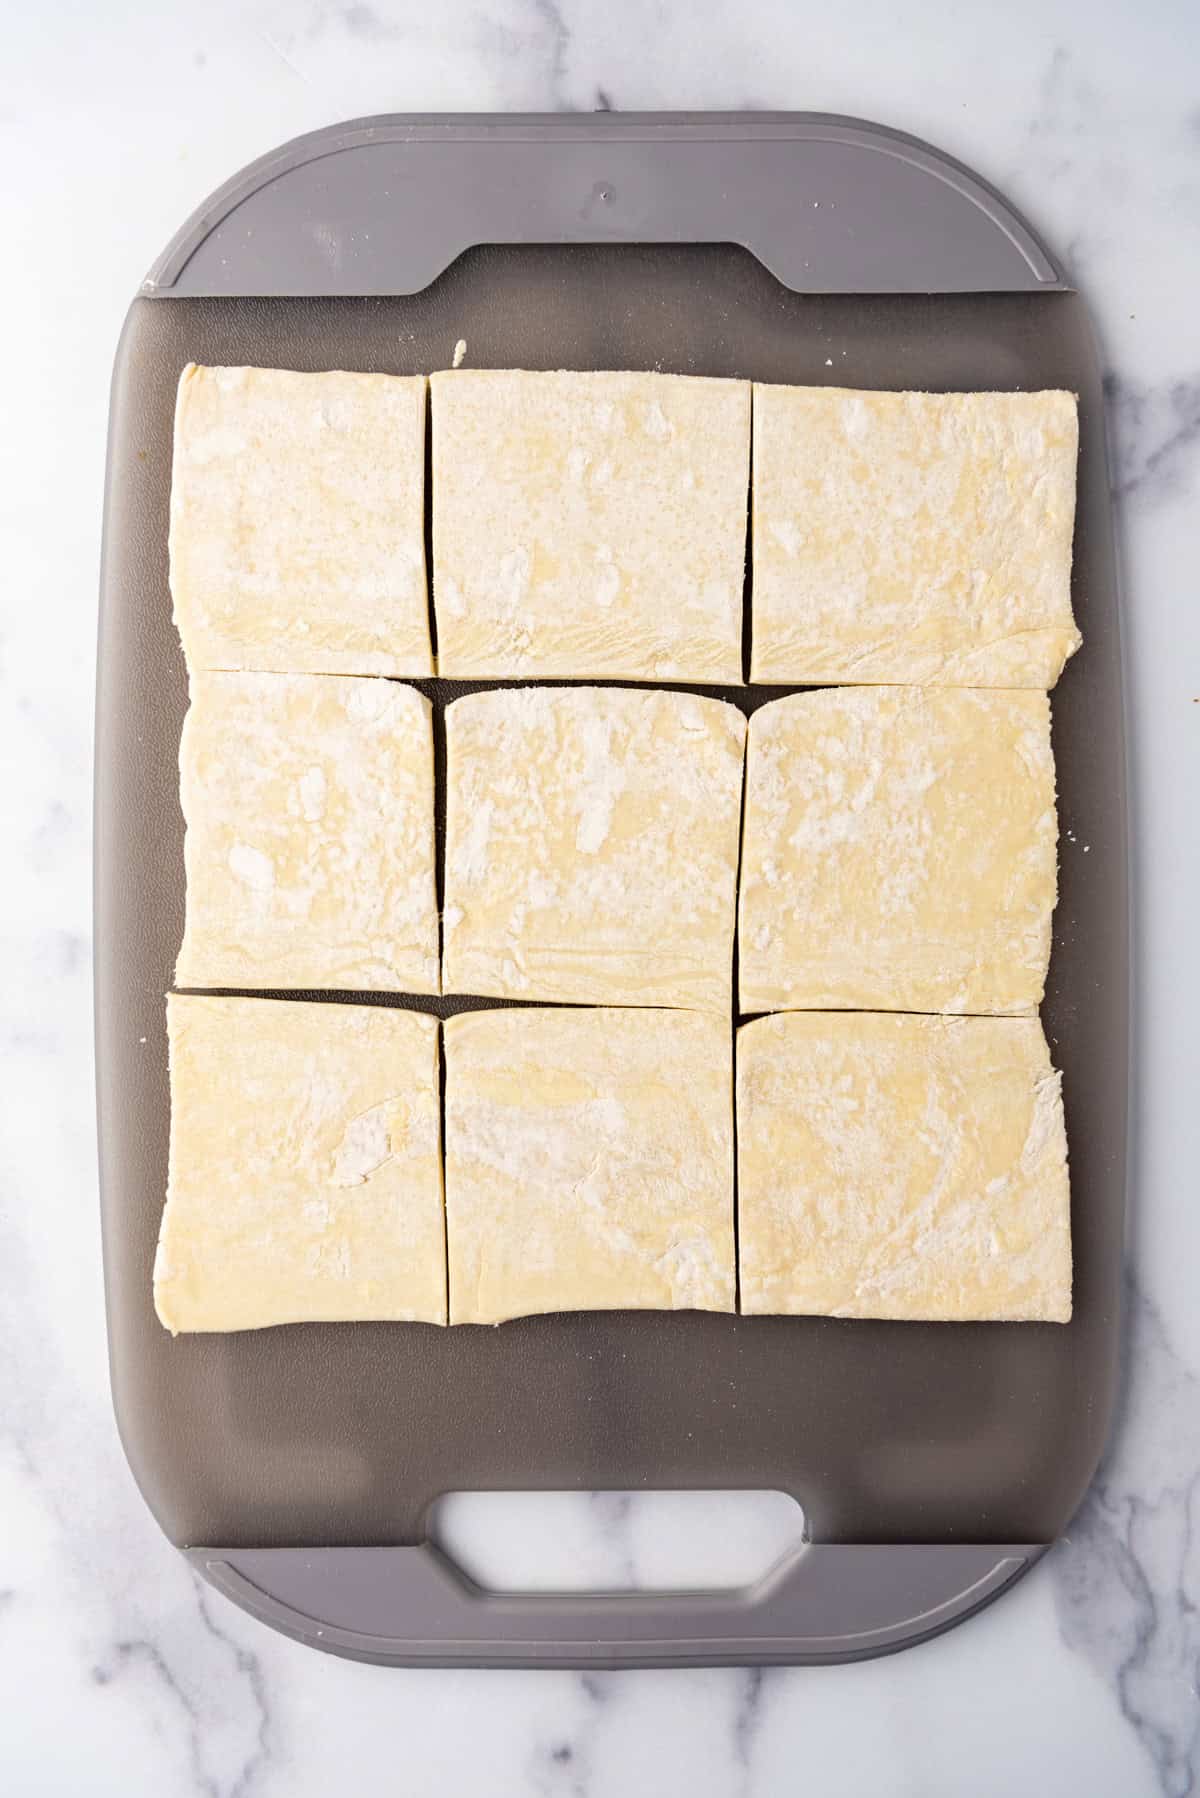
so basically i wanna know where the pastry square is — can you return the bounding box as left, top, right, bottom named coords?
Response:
left=443, top=685, right=746, bottom=1011
left=170, top=364, right=431, bottom=676
left=750, top=385, right=1081, bottom=688
left=738, top=686, right=1057, bottom=1016
left=444, top=1007, right=735, bottom=1324
left=176, top=672, right=439, bottom=993
left=736, top=1011, right=1072, bottom=1321
left=431, top=369, right=749, bottom=681
left=155, top=995, right=445, bottom=1331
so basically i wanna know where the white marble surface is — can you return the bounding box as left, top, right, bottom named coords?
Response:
left=3, top=1, right=1199, bottom=1791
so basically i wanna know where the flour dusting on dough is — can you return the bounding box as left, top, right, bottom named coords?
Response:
left=331, top=1104, right=393, bottom=1187
left=228, top=841, right=275, bottom=893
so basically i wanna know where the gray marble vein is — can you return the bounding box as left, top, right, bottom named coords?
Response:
left=527, top=1672, right=609, bottom=1797
left=1051, top=1280, right=1200, bottom=1798
left=531, top=0, right=570, bottom=108
left=586, top=1490, right=638, bottom=1589
left=1105, top=373, right=1200, bottom=504
left=0, top=1163, right=273, bottom=1796
left=731, top=1665, right=767, bottom=1791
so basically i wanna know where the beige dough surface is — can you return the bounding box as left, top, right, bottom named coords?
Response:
left=176, top=672, right=439, bottom=993
left=750, top=385, right=1081, bottom=687
left=442, top=685, right=745, bottom=1011
left=431, top=369, right=749, bottom=681
left=155, top=995, right=445, bottom=1331
left=737, top=1011, right=1071, bottom=1321
left=444, top=1008, right=735, bottom=1324
left=738, top=686, right=1058, bottom=1016
left=170, top=364, right=432, bottom=676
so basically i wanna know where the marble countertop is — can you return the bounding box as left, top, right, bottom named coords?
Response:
left=3, top=1, right=1198, bottom=1792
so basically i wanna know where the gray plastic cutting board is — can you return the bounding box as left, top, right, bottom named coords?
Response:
left=95, top=113, right=1128, bottom=1667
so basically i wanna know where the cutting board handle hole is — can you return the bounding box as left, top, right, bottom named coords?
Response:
left=428, top=1489, right=806, bottom=1594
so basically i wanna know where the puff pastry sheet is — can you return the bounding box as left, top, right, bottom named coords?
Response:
left=443, top=685, right=745, bottom=1011
left=176, top=672, right=439, bottom=993
left=170, top=364, right=431, bottom=677
left=736, top=1011, right=1072, bottom=1322
left=750, top=385, right=1080, bottom=687
left=431, top=369, right=749, bottom=681
left=155, top=995, right=445, bottom=1331
left=444, top=1007, right=735, bottom=1324
left=737, top=686, right=1058, bottom=1016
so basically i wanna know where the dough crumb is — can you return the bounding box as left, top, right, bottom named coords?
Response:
left=452, top=338, right=467, bottom=369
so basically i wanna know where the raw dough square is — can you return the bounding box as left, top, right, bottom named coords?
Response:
left=431, top=369, right=749, bottom=681
left=738, top=686, right=1057, bottom=1016
left=444, top=1008, right=735, bottom=1324
left=155, top=995, right=445, bottom=1331
left=170, top=364, right=432, bottom=676
left=176, top=672, right=439, bottom=993
left=443, top=686, right=746, bottom=1011
left=736, top=1011, right=1072, bottom=1321
left=750, top=385, right=1081, bottom=687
